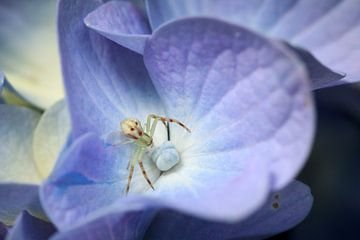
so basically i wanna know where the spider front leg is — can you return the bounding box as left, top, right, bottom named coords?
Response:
left=125, top=147, right=140, bottom=195
left=125, top=146, right=155, bottom=195
left=137, top=146, right=155, bottom=191
left=147, top=114, right=191, bottom=133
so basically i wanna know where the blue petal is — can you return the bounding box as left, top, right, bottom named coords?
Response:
left=6, top=211, right=55, bottom=240
left=51, top=181, right=312, bottom=240
left=0, top=184, right=43, bottom=226
left=146, top=0, right=360, bottom=87
left=84, top=1, right=151, bottom=54
left=58, top=0, right=163, bottom=138
left=144, top=17, right=315, bottom=192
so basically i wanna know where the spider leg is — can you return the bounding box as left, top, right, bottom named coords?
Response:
left=137, top=147, right=155, bottom=191
left=125, top=147, right=140, bottom=195
left=108, top=140, right=133, bottom=147
left=145, top=115, right=163, bottom=133
left=148, top=114, right=191, bottom=133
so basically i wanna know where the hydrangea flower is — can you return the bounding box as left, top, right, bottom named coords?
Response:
left=38, top=0, right=317, bottom=238
left=1, top=0, right=359, bottom=239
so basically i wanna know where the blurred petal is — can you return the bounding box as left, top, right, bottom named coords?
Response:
left=0, top=184, right=41, bottom=226
left=0, top=73, right=4, bottom=104
left=0, top=0, right=63, bottom=109
left=41, top=133, right=157, bottom=230
left=85, top=1, right=151, bottom=54
left=146, top=0, right=360, bottom=86
left=0, top=105, right=41, bottom=183
left=0, top=73, right=33, bottom=107
left=144, top=18, right=315, bottom=191
left=0, top=222, right=7, bottom=239
left=6, top=211, right=55, bottom=240
left=58, top=0, right=162, bottom=138
left=51, top=181, right=312, bottom=240
left=33, top=99, right=70, bottom=179
left=0, top=72, right=4, bottom=92
left=284, top=43, right=346, bottom=89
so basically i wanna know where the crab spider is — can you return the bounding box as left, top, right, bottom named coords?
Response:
left=106, top=114, right=191, bottom=195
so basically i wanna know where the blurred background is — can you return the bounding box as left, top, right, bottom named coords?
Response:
left=1, top=0, right=359, bottom=239
left=271, top=83, right=360, bottom=240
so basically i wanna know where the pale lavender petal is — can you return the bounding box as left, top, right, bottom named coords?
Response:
left=51, top=181, right=312, bottom=240
left=146, top=0, right=360, bottom=86
left=85, top=1, right=150, bottom=54
left=6, top=211, right=56, bottom=240
left=144, top=18, right=315, bottom=193
left=58, top=0, right=163, bottom=138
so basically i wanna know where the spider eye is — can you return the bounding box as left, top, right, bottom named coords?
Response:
left=135, top=122, right=138, bottom=125
left=130, top=128, right=135, bottom=131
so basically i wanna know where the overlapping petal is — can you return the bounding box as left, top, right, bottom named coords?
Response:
left=33, top=100, right=70, bottom=179
left=144, top=181, right=312, bottom=240
left=41, top=133, right=159, bottom=230
left=146, top=0, right=360, bottom=87
left=0, top=0, right=63, bottom=108
left=6, top=211, right=56, bottom=240
left=0, top=105, right=41, bottom=183
left=50, top=181, right=312, bottom=240
left=58, top=0, right=163, bottom=138
left=144, top=18, right=315, bottom=191
left=84, top=1, right=151, bottom=54
left=0, top=184, right=40, bottom=226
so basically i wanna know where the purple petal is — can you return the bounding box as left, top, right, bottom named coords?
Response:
left=58, top=0, right=163, bottom=138
left=51, top=208, right=156, bottom=240
left=144, top=18, right=315, bottom=192
left=144, top=181, right=312, bottom=240
left=41, top=131, right=160, bottom=230
left=51, top=181, right=312, bottom=240
left=6, top=211, right=56, bottom=240
left=40, top=133, right=124, bottom=230
left=284, top=43, right=346, bottom=89
left=0, top=184, right=44, bottom=226
left=84, top=1, right=151, bottom=54
left=0, top=222, right=7, bottom=239
left=146, top=0, right=360, bottom=87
